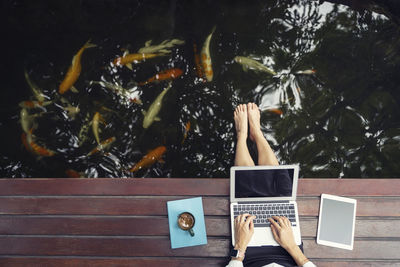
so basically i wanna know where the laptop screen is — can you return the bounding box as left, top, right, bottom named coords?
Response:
left=234, top=168, right=294, bottom=199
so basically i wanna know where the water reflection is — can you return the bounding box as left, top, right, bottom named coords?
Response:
left=1, top=0, right=399, bottom=178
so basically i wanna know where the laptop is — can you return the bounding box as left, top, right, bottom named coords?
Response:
left=230, top=165, right=302, bottom=246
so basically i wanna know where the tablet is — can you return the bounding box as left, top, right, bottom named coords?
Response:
left=317, top=194, right=357, bottom=250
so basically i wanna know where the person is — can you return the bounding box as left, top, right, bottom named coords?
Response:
left=226, top=103, right=316, bottom=267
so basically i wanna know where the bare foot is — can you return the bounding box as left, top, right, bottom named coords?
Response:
left=234, top=104, right=248, bottom=140
left=248, top=103, right=263, bottom=141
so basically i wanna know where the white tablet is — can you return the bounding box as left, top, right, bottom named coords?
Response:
left=317, top=194, right=357, bottom=250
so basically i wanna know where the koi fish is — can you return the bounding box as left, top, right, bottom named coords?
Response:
left=59, top=97, right=80, bottom=119
left=24, top=70, right=48, bottom=102
left=78, top=112, right=91, bottom=146
left=19, top=100, right=52, bottom=109
left=113, top=52, right=165, bottom=70
left=92, top=112, right=106, bottom=145
left=59, top=40, right=96, bottom=94
left=265, top=108, right=283, bottom=115
left=138, top=39, right=185, bottom=54
left=142, top=82, right=172, bottom=128
left=24, top=129, right=56, bottom=157
left=193, top=42, right=205, bottom=81
left=90, top=80, right=141, bottom=105
left=234, top=56, right=277, bottom=75
left=201, top=26, right=216, bottom=82
left=21, top=132, right=32, bottom=152
left=87, top=136, right=116, bottom=156
left=295, top=69, right=316, bottom=75
left=138, top=68, right=183, bottom=86
left=129, top=145, right=166, bottom=173
left=20, top=108, right=43, bottom=134
left=181, top=121, right=191, bottom=144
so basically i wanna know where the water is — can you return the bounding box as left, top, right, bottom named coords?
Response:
left=1, top=0, right=399, bottom=178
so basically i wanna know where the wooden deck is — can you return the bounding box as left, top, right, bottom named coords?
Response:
left=0, top=178, right=399, bottom=266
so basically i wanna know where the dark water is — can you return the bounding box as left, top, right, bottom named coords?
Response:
left=1, top=0, right=399, bottom=178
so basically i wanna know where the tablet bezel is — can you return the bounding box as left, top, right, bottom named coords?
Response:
left=317, top=193, right=357, bottom=250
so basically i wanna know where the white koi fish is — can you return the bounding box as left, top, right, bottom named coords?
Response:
left=24, top=70, right=48, bottom=102
left=92, top=112, right=105, bottom=145
left=138, top=39, right=185, bottom=54
left=142, top=82, right=172, bottom=129
left=201, top=26, right=216, bottom=82
left=20, top=109, right=37, bottom=134
left=234, top=56, right=277, bottom=76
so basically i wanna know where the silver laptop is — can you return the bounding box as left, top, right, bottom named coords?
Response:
left=230, top=165, right=302, bottom=246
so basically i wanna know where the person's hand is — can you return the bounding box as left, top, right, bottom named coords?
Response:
left=269, top=216, right=310, bottom=266
left=234, top=213, right=256, bottom=251
left=268, top=216, right=297, bottom=251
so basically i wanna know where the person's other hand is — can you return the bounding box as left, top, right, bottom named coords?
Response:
left=234, top=213, right=256, bottom=251
left=268, top=216, right=297, bottom=251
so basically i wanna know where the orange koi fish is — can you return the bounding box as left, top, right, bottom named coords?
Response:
left=181, top=121, right=191, bottom=144
left=87, top=136, right=116, bottom=156
left=193, top=42, right=205, bottom=80
left=19, top=100, right=52, bottom=109
left=21, top=132, right=32, bottom=152
left=23, top=129, right=56, bottom=157
left=201, top=26, right=216, bottom=82
left=129, top=145, right=166, bottom=173
left=113, top=53, right=164, bottom=70
left=266, top=108, right=283, bottom=115
left=59, top=40, right=96, bottom=94
left=138, top=68, right=183, bottom=86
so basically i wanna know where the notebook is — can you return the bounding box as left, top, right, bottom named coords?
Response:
left=230, top=165, right=302, bottom=246
left=167, top=197, right=207, bottom=249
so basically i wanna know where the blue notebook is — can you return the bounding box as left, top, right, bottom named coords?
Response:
left=167, top=197, right=207, bottom=249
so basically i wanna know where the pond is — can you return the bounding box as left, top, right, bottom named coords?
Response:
left=1, top=0, right=399, bottom=178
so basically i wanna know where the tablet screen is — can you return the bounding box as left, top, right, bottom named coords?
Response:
left=317, top=194, right=357, bottom=250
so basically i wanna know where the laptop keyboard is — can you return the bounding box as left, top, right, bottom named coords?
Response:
left=233, top=203, right=297, bottom=227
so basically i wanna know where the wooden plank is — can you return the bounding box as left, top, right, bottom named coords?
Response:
left=0, top=179, right=399, bottom=196
left=0, top=216, right=230, bottom=237
left=0, top=258, right=398, bottom=267
left=0, top=197, right=229, bottom=216
left=1, top=216, right=399, bottom=238
left=0, top=179, right=229, bottom=196
left=304, top=240, right=400, bottom=260
left=298, top=179, right=400, bottom=196
left=0, top=237, right=399, bottom=259
left=0, top=257, right=226, bottom=267
left=0, top=236, right=229, bottom=257
left=1, top=197, right=399, bottom=217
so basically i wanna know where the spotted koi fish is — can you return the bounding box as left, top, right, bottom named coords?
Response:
left=59, top=40, right=96, bottom=94
left=129, top=145, right=166, bottom=173
left=201, top=26, right=216, bottom=82
left=193, top=42, right=205, bottom=81
left=138, top=68, right=183, bottom=86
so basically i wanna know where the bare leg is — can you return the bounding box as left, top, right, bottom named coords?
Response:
left=234, top=104, right=255, bottom=166
left=248, top=103, right=279, bottom=165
